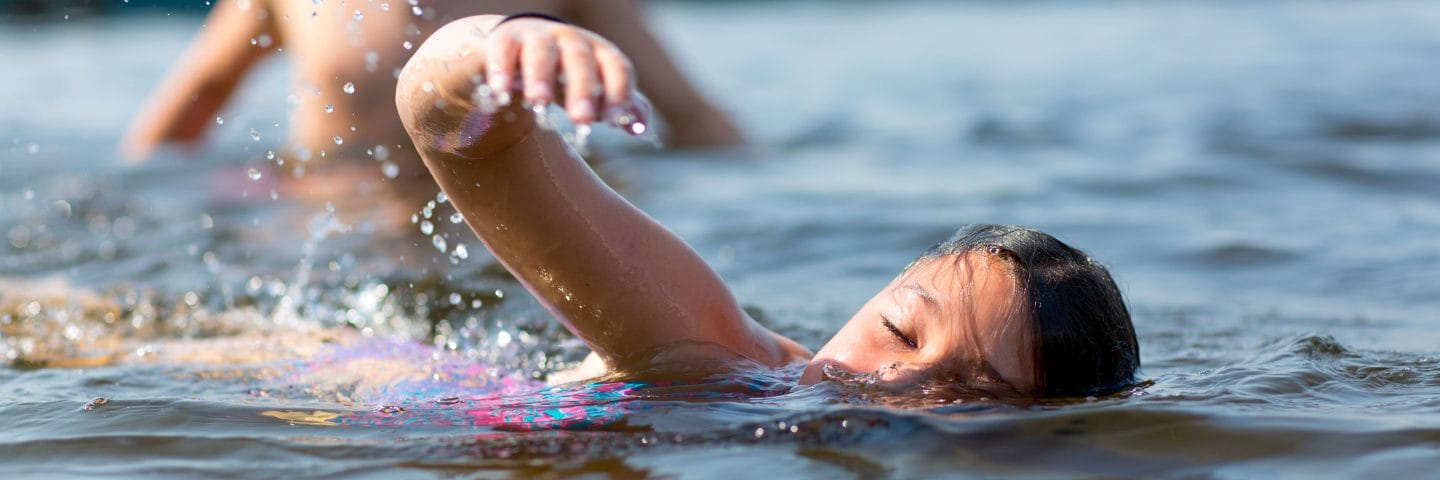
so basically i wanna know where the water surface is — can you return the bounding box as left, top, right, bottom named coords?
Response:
left=4, top=1, right=1440, bottom=477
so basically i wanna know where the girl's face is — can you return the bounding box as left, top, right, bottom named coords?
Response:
left=799, top=252, right=1037, bottom=393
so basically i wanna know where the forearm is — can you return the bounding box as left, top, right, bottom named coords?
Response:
left=122, top=72, right=240, bottom=157
left=396, top=16, right=786, bottom=368
left=401, top=101, right=758, bottom=367
left=120, top=0, right=275, bottom=161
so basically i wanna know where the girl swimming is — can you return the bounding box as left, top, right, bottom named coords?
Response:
left=396, top=14, right=1139, bottom=397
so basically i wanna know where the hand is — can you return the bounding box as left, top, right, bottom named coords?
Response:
left=479, top=17, right=651, bottom=134
left=400, top=15, right=653, bottom=158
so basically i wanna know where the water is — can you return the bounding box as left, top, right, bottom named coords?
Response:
left=5, top=0, right=1440, bottom=477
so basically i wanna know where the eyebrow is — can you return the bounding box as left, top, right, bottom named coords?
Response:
left=901, top=283, right=940, bottom=307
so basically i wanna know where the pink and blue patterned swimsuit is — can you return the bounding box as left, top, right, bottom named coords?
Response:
left=281, top=338, right=799, bottom=431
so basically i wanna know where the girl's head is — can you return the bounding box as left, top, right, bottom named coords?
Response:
left=798, top=224, right=1139, bottom=397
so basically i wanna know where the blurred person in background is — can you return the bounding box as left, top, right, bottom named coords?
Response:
left=121, top=0, right=742, bottom=227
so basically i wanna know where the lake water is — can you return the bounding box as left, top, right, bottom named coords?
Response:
left=4, top=0, right=1440, bottom=477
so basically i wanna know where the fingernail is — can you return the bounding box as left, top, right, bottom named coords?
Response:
left=575, top=124, right=592, bottom=153
left=531, top=103, right=553, bottom=130
left=603, top=105, right=627, bottom=126
left=487, top=70, right=509, bottom=93
left=528, top=82, right=552, bottom=100
left=572, top=99, right=596, bottom=123
left=473, top=84, right=499, bottom=114
left=613, top=111, right=636, bottom=128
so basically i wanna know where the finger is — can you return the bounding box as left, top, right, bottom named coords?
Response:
left=484, top=31, right=521, bottom=105
left=519, top=31, right=560, bottom=108
left=594, top=42, right=633, bottom=109
left=558, top=34, right=600, bottom=124
left=623, top=91, right=655, bottom=136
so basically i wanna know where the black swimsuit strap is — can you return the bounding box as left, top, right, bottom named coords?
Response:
left=495, top=12, right=570, bottom=29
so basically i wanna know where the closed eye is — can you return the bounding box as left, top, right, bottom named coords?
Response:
left=881, top=315, right=917, bottom=349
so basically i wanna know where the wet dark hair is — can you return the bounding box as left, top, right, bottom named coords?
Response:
left=918, top=224, right=1140, bottom=397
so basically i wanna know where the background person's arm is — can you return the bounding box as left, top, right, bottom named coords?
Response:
left=120, top=0, right=278, bottom=162
left=570, top=0, right=745, bottom=149
left=396, top=16, right=801, bottom=372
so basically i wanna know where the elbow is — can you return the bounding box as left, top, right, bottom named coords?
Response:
left=394, top=58, right=468, bottom=157
left=396, top=62, right=535, bottom=160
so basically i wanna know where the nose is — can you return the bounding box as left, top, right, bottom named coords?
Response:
left=798, top=360, right=825, bottom=385
left=799, top=357, right=857, bottom=385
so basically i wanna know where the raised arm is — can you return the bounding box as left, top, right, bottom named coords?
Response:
left=120, top=0, right=278, bottom=162
left=396, top=16, right=805, bottom=372
left=570, top=0, right=745, bottom=148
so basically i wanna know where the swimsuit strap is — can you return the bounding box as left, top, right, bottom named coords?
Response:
left=495, top=12, right=570, bottom=29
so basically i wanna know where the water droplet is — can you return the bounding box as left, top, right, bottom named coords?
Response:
left=402, top=41, right=413, bottom=50
left=353, top=9, right=363, bottom=21
left=436, top=191, right=448, bottom=204
left=376, top=405, right=405, bottom=414
left=449, top=212, right=464, bottom=223
left=574, top=124, right=592, bottom=152
left=411, top=6, right=422, bottom=16
left=453, top=243, right=468, bottom=259
left=312, top=0, right=322, bottom=5
left=266, top=150, right=275, bottom=160
left=448, top=293, right=462, bottom=305
left=343, top=82, right=356, bottom=95
left=419, top=221, right=434, bottom=235
left=333, top=136, right=344, bottom=145
left=382, top=162, right=399, bottom=178
left=380, top=3, right=389, bottom=12
left=250, top=128, right=261, bottom=141
left=431, top=234, right=447, bottom=252
left=215, top=116, right=224, bottom=125
left=364, top=51, right=380, bottom=72
left=26, top=143, right=38, bottom=154
left=324, top=104, right=334, bottom=113
left=247, top=168, right=262, bottom=180
left=434, top=395, right=462, bottom=405
left=373, top=144, right=390, bottom=160
left=754, top=427, right=765, bottom=438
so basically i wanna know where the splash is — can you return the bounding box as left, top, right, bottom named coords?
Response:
left=270, top=210, right=350, bottom=329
